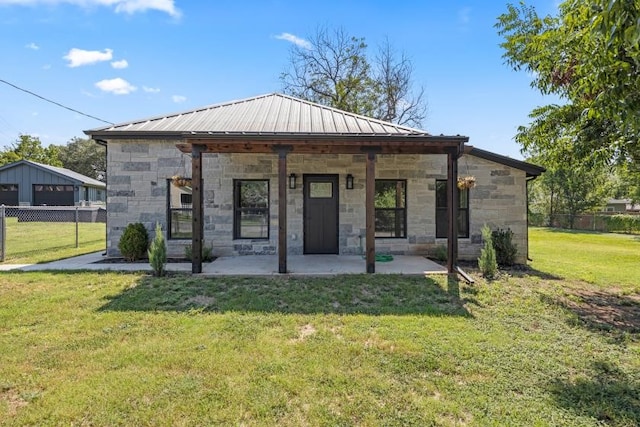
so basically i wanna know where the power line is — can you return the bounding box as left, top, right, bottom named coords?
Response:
left=0, top=78, right=114, bottom=125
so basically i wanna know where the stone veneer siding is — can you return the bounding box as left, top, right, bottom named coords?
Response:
left=106, top=140, right=530, bottom=263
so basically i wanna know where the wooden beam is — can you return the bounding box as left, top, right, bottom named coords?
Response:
left=365, top=151, right=376, bottom=273
left=191, top=144, right=204, bottom=274
left=177, top=140, right=464, bottom=155
left=276, top=148, right=289, bottom=273
left=446, top=151, right=458, bottom=274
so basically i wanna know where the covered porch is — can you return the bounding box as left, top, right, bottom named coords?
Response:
left=178, top=133, right=469, bottom=275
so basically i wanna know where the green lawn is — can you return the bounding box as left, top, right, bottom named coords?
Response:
left=529, top=227, right=640, bottom=292
left=0, top=229, right=638, bottom=425
left=0, top=218, right=105, bottom=264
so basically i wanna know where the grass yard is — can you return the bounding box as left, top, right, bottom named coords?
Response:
left=529, top=227, right=640, bottom=291
left=0, top=228, right=638, bottom=425
left=0, top=218, right=105, bottom=264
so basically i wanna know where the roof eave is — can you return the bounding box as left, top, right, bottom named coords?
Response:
left=468, top=147, right=546, bottom=177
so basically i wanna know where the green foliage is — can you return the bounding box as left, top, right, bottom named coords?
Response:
left=184, top=244, right=214, bottom=262
left=280, top=27, right=426, bottom=127
left=118, top=223, right=148, bottom=261
left=0, top=134, right=62, bottom=167
left=478, top=225, right=498, bottom=279
left=491, top=228, right=518, bottom=266
left=433, top=244, right=447, bottom=262
left=527, top=158, right=609, bottom=228
left=148, top=223, right=167, bottom=276
left=57, top=137, right=106, bottom=181
left=496, top=1, right=640, bottom=172
left=603, top=214, right=640, bottom=234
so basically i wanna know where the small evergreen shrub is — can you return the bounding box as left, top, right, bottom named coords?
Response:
left=491, top=228, right=518, bottom=266
left=478, top=225, right=497, bottom=279
left=148, top=222, right=167, bottom=276
left=184, top=244, right=214, bottom=262
left=118, top=223, right=148, bottom=261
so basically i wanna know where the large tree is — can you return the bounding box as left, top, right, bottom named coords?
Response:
left=280, top=27, right=427, bottom=128
left=496, top=0, right=640, bottom=168
left=57, top=137, right=106, bottom=181
left=0, top=134, right=62, bottom=167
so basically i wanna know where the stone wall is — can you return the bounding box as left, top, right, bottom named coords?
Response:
left=106, top=140, right=530, bottom=263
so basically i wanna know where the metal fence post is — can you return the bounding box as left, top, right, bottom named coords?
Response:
left=75, top=206, right=79, bottom=248
left=0, top=205, right=5, bottom=262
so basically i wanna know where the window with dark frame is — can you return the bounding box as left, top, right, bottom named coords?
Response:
left=167, top=178, right=193, bottom=239
left=435, top=180, right=469, bottom=238
left=234, top=180, right=269, bottom=239
left=374, top=180, right=407, bottom=238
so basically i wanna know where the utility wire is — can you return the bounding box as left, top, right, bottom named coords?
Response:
left=0, top=78, right=114, bottom=125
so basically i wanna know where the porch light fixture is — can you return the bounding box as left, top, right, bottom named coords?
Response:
left=346, top=174, right=354, bottom=190
left=289, top=173, right=297, bottom=189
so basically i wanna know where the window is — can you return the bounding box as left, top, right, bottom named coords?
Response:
left=167, top=178, right=192, bottom=239
left=234, top=180, right=269, bottom=239
left=0, top=184, right=17, bottom=191
left=435, top=180, right=469, bottom=238
left=375, top=180, right=407, bottom=238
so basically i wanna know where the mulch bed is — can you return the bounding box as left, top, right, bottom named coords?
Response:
left=93, top=258, right=205, bottom=264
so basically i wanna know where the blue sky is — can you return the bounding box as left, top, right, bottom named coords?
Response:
left=0, top=0, right=559, bottom=159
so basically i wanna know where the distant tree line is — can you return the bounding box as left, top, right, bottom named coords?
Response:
left=0, top=134, right=106, bottom=181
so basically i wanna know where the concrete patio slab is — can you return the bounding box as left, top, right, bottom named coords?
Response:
left=0, top=252, right=447, bottom=276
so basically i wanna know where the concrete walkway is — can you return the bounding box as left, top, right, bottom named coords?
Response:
left=0, top=252, right=447, bottom=276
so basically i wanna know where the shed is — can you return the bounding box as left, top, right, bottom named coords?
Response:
left=0, top=160, right=106, bottom=206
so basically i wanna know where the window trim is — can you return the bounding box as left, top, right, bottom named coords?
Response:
left=435, top=179, right=470, bottom=238
left=167, top=178, right=193, bottom=240
left=374, top=179, right=407, bottom=239
left=233, top=179, right=270, bottom=240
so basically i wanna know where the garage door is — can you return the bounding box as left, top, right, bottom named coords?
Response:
left=0, top=184, right=18, bottom=205
left=33, top=185, right=74, bottom=206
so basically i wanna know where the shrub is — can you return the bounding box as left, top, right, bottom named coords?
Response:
left=118, top=223, right=148, bottom=261
left=603, top=214, right=640, bottom=234
left=491, top=228, right=518, bottom=266
left=148, top=222, right=167, bottom=276
left=184, top=244, right=214, bottom=262
left=433, top=245, right=447, bottom=262
left=478, top=225, right=497, bottom=279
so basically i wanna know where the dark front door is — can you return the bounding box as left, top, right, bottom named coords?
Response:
left=304, top=175, right=339, bottom=254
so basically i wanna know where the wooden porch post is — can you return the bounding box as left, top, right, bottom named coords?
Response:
left=446, top=149, right=459, bottom=274
left=191, top=143, right=204, bottom=274
left=365, top=151, right=376, bottom=273
left=276, top=147, right=289, bottom=274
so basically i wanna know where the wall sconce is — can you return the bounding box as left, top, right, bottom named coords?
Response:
left=289, top=173, right=297, bottom=189
left=346, top=174, right=354, bottom=190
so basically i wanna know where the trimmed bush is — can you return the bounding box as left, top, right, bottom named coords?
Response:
left=148, top=222, right=167, bottom=276
left=603, top=214, right=640, bottom=234
left=478, top=225, right=497, bottom=279
left=118, top=223, right=148, bottom=261
left=491, top=228, right=518, bottom=266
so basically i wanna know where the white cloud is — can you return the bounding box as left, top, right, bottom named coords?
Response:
left=143, top=86, right=160, bottom=93
left=95, top=78, right=137, bottom=95
left=25, top=42, right=39, bottom=50
left=111, top=59, right=128, bottom=69
left=458, top=7, right=472, bottom=25
left=275, top=32, right=311, bottom=49
left=0, top=0, right=181, bottom=17
left=64, top=48, right=113, bottom=67
left=42, top=64, right=51, bottom=70
left=172, top=95, right=186, bottom=103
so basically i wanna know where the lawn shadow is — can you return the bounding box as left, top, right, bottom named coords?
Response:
left=541, top=289, right=640, bottom=342
left=549, top=360, right=640, bottom=425
left=98, top=274, right=471, bottom=317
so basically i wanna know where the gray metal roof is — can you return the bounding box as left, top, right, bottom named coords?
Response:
left=86, top=93, right=430, bottom=137
left=0, top=160, right=106, bottom=188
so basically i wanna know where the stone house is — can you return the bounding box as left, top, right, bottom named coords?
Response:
left=86, top=93, right=544, bottom=273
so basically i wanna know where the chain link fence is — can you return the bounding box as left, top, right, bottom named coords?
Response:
left=530, top=212, right=640, bottom=233
left=0, top=205, right=106, bottom=263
